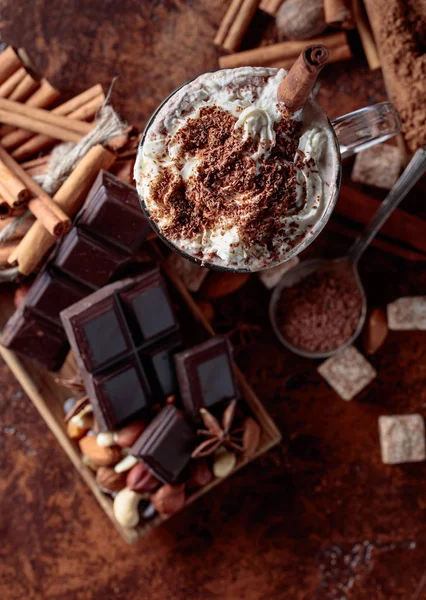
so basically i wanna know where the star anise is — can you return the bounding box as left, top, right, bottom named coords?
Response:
left=191, top=399, right=244, bottom=458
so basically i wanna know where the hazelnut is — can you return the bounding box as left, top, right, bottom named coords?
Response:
left=151, top=484, right=186, bottom=516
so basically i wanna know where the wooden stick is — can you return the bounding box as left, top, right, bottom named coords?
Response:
left=214, top=0, right=245, bottom=47
left=277, top=45, right=329, bottom=111
left=8, top=73, right=39, bottom=102
left=0, top=47, right=22, bottom=86
left=259, top=0, right=283, bottom=17
left=0, top=144, right=70, bottom=237
left=8, top=90, right=105, bottom=160
left=0, top=160, right=32, bottom=207
left=324, top=0, right=355, bottom=29
left=219, top=32, right=350, bottom=68
left=0, top=67, right=26, bottom=98
left=219, top=0, right=260, bottom=53
left=11, top=145, right=115, bottom=274
left=352, top=0, right=380, bottom=70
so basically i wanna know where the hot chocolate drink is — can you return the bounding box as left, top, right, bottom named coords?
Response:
left=135, top=67, right=340, bottom=271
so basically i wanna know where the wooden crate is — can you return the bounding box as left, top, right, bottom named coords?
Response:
left=0, top=258, right=281, bottom=544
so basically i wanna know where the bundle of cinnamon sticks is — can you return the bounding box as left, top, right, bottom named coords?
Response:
left=0, top=46, right=137, bottom=273
left=214, top=0, right=380, bottom=72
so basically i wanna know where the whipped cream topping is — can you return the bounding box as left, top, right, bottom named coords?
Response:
left=135, top=67, right=339, bottom=271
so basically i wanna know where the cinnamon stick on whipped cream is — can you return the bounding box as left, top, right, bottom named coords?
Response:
left=135, top=58, right=339, bottom=271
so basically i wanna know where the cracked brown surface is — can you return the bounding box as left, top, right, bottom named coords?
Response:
left=1, top=1, right=426, bottom=599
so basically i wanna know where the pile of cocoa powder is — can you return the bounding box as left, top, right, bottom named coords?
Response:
left=275, top=267, right=363, bottom=352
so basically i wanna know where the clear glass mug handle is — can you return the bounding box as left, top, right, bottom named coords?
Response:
left=331, top=102, right=402, bottom=160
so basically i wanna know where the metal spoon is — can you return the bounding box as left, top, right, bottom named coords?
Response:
left=270, top=145, right=426, bottom=359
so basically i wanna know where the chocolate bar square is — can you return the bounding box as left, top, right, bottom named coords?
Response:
left=77, top=170, right=151, bottom=253
left=139, top=333, right=183, bottom=398
left=25, top=270, right=91, bottom=325
left=131, top=405, right=196, bottom=484
left=1, top=307, right=68, bottom=371
left=68, top=295, right=132, bottom=372
left=90, top=360, right=151, bottom=430
left=53, top=228, right=128, bottom=288
left=174, top=337, right=239, bottom=416
left=119, top=270, right=178, bottom=345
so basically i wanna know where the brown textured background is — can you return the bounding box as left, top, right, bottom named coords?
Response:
left=1, top=1, right=426, bottom=599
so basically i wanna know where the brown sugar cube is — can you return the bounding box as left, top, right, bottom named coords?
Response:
left=378, top=414, right=425, bottom=464
left=167, top=252, right=208, bottom=292
left=387, top=296, right=426, bottom=330
left=318, top=345, right=376, bottom=401
left=351, top=145, right=402, bottom=190
left=258, top=257, right=300, bottom=290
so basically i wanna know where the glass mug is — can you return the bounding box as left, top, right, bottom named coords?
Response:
left=136, top=78, right=401, bottom=273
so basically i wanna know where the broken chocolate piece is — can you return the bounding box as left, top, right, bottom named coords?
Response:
left=174, top=337, right=240, bottom=416
left=317, top=345, right=376, bottom=401
left=378, top=414, right=426, bottom=464
left=131, top=405, right=197, bottom=484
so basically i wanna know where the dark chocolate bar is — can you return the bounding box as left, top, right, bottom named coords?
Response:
left=0, top=171, right=151, bottom=371
left=174, top=337, right=239, bottom=417
left=1, top=306, right=69, bottom=371
left=77, top=170, right=151, bottom=253
left=61, top=269, right=182, bottom=431
left=131, top=405, right=197, bottom=484
left=52, top=228, right=129, bottom=289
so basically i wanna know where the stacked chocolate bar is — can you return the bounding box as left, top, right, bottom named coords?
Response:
left=0, top=170, right=151, bottom=370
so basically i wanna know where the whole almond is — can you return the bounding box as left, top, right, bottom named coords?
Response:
left=151, top=484, right=186, bottom=516
left=242, top=417, right=261, bottom=460
left=201, top=272, right=250, bottom=299
left=114, top=421, right=146, bottom=448
left=363, top=307, right=388, bottom=355
left=67, top=419, right=89, bottom=440
left=126, top=463, right=160, bottom=493
left=79, top=436, right=122, bottom=466
left=188, top=459, right=213, bottom=488
left=96, top=466, right=127, bottom=492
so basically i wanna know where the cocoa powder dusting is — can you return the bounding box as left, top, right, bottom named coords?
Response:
left=275, top=267, right=363, bottom=352
left=365, top=0, right=426, bottom=152
left=148, top=105, right=305, bottom=260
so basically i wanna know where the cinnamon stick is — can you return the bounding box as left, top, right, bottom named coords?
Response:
left=217, top=0, right=260, bottom=53
left=352, top=0, right=380, bottom=70
left=0, top=198, right=12, bottom=219
left=0, top=47, right=22, bottom=86
left=214, top=0, right=245, bottom=47
left=259, top=0, right=283, bottom=17
left=0, top=240, right=20, bottom=267
left=11, top=144, right=115, bottom=275
left=0, top=160, right=32, bottom=207
left=7, top=89, right=105, bottom=160
left=218, top=32, right=351, bottom=68
left=0, top=144, right=70, bottom=237
left=277, top=44, right=329, bottom=111
left=0, top=67, right=26, bottom=98
left=324, top=0, right=355, bottom=29
left=8, top=73, right=39, bottom=102
left=335, top=184, right=426, bottom=255
left=0, top=78, right=61, bottom=138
